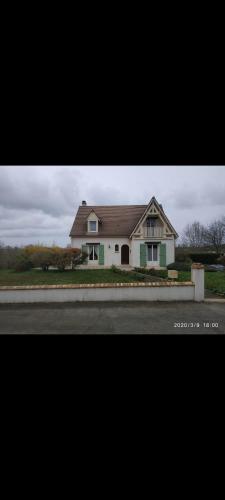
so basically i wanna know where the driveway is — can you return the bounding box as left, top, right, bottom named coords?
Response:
left=0, top=301, right=225, bottom=334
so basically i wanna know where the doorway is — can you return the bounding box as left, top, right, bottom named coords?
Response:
left=121, top=244, right=129, bottom=264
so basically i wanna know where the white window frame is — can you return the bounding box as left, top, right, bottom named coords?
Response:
left=88, top=220, right=97, bottom=232
left=147, top=243, right=158, bottom=262
left=87, top=244, right=99, bottom=261
left=115, top=244, right=119, bottom=252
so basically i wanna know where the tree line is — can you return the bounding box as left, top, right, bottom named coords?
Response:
left=180, top=217, right=225, bottom=254
left=0, top=243, right=87, bottom=271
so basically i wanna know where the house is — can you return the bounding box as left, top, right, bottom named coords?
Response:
left=69, top=197, right=178, bottom=268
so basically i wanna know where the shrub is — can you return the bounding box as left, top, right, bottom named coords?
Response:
left=111, top=265, right=119, bottom=272
left=189, top=253, right=221, bottom=264
left=51, top=249, right=72, bottom=271
left=134, top=267, right=168, bottom=278
left=13, top=253, right=33, bottom=272
left=217, top=255, right=225, bottom=266
left=0, top=246, right=23, bottom=269
left=175, top=252, right=191, bottom=262
left=70, top=248, right=88, bottom=268
left=31, top=250, right=54, bottom=271
left=50, top=248, right=88, bottom=271
left=167, top=261, right=191, bottom=271
left=134, top=267, right=152, bottom=274
left=23, top=244, right=48, bottom=257
left=111, top=265, right=144, bottom=281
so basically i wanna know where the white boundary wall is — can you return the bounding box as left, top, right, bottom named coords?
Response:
left=0, top=282, right=195, bottom=303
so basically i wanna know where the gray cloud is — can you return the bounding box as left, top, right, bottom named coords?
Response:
left=87, top=185, right=124, bottom=205
left=201, top=183, right=225, bottom=207
left=0, top=165, right=225, bottom=246
left=0, top=167, right=81, bottom=216
left=171, top=187, right=201, bottom=209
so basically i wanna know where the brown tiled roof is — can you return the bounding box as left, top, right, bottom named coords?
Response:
left=69, top=205, right=147, bottom=237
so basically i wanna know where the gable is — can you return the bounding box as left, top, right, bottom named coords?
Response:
left=86, top=210, right=100, bottom=222
left=129, top=197, right=178, bottom=238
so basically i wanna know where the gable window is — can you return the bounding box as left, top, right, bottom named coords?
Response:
left=115, top=244, right=119, bottom=252
left=88, top=221, right=97, bottom=232
left=146, top=217, right=156, bottom=227
left=147, top=244, right=158, bottom=262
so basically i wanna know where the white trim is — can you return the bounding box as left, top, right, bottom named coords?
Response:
left=88, top=220, right=98, bottom=232
left=146, top=243, right=159, bottom=265
left=129, top=197, right=178, bottom=239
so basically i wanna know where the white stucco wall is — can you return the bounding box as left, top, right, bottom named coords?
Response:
left=71, top=236, right=175, bottom=268
left=164, top=238, right=175, bottom=265
left=0, top=284, right=195, bottom=303
left=71, top=237, right=130, bottom=266
left=131, top=237, right=175, bottom=268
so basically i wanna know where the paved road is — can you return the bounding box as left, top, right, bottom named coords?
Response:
left=0, top=301, right=225, bottom=334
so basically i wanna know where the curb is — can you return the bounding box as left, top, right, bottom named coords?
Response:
left=204, top=298, right=225, bottom=303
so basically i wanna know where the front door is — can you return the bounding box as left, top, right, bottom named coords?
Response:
left=121, top=244, right=129, bottom=264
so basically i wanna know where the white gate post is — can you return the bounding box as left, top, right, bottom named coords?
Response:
left=191, top=263, right=205, bottom=301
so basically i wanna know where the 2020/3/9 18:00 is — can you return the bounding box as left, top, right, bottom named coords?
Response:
left=174, top=323, right=219, bottom=328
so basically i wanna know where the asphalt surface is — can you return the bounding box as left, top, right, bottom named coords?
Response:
left=0, top=301, right=225, bottom=334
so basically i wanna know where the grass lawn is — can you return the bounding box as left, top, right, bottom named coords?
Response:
left=178, top=271, right=225, bottom=296
left=0, top=269, right=224, bottom=296
left=0, top=269, right=144, bottom=286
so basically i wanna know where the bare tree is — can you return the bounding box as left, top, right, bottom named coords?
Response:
left=181, top=221, right=206, bottom=247
left=204, top=219, right=225, bottom=254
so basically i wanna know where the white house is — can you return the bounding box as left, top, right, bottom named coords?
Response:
left=70, top=197, right=178, bottom=269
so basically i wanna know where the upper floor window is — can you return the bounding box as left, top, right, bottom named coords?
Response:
left=88, top=220, right=97, bottom=232
left=115, top=244, right=119, bottom=252
left=146, top=217, right=156, bottom=227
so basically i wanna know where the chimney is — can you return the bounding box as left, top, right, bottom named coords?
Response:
left=82, top=200, right=87, bottom=206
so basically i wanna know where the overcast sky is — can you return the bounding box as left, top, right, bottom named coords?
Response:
left=0, top=166, right=224, bottom=247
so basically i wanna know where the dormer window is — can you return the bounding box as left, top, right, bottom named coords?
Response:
left=88, top=220, right=97, bottom=232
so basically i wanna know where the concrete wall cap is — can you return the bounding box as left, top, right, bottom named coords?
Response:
left=0, top=281, right=194, bottom=291
left=191, top=263, right=205, bottom=269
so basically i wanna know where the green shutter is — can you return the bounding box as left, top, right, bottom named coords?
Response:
left=82, top=245, right=88, bottom=263
left=160, top=243, right=166, bottom=267
left=140, top=244, right=147, bottom=267
left=99, top=244, right=104, bottom=265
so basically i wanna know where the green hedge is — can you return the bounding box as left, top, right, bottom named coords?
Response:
left=190, top=253, right=220, bottom=264
left=167, top=262, right=191, bottom=271
left=111, top=265, right=144, bottom=281
left=175, top=253, right=191, bottom=262
left=134, top=267, right=168, bottom=278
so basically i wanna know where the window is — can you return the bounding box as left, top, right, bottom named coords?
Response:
left=146, top=217, right=156, bottom=227
left=147, top=244, right=158, bottom=261
left=115, top=244, right=119, bottom=252
left=89, top=221, right=97, bottom=232
left=87, top=244, right=99, bottom=260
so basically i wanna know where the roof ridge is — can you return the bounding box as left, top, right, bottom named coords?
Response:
left=78, top=204, right=147, bottom=207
